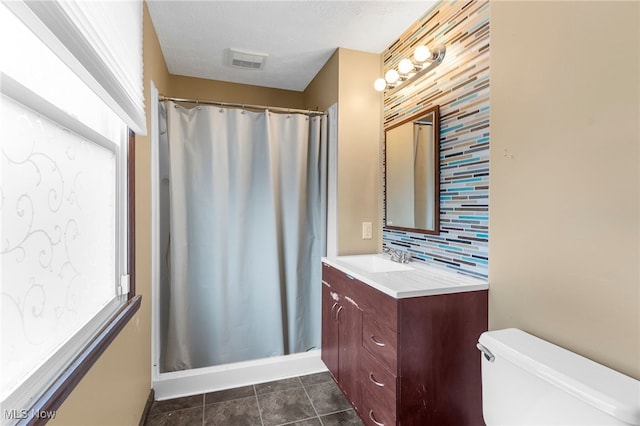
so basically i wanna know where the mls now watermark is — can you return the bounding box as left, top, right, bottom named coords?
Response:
left=4, top=409, right=57, bottom=421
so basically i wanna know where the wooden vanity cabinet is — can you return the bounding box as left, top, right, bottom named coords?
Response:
left=321, top=261, right=488, bottom=426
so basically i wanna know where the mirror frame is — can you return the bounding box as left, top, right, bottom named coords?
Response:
left=384, top=105, right=440, bottom=235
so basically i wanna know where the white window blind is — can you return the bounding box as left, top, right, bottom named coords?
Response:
left=4, top=0, right=146, bottom=135
left=0, top=2, right=124, bottom=145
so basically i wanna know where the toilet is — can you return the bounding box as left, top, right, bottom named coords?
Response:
left=477, top=328, right=640, bottom=425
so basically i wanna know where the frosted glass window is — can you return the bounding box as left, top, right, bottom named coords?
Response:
left=0, top=96, right=118, bottom=401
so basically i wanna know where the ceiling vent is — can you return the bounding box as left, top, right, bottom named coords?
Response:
left=226, top=48, right=268, bottom=71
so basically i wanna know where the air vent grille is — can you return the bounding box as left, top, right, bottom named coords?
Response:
left=227, top=48, right=267, bottom=70
left=232, top=58, right=262, bottom=69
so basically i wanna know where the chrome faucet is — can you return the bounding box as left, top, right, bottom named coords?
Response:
left=383, top=247, right=412, bottom=263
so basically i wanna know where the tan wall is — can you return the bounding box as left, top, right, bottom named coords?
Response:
left=169, top=74, right=305, bottom=109
left=50, top=4, right=170, bottom=424
left=304, top=47, right=382, bottom=255
left=303, top=49, right=339, bottom=113
left=336, top=48, right=383, bottom=254
left=490, top=1, right=640, bottom=379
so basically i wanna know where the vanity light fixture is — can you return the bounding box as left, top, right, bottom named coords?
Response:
left=384, top=69, right=400, bottom=84
left=374, top=44, right=446, bottom=92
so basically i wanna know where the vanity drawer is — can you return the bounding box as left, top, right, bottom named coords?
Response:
left=362, top=387, right=396, bottom=426
left=361, top=347, right=397, bottom=401
left=355, top=280, right=397, bottom=332
left=322, top=262, right=347, bottom=292
left=362, top=315, right=397, bottom=373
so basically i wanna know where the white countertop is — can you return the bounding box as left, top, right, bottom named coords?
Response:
left=322, top=254, right=488, bottom=299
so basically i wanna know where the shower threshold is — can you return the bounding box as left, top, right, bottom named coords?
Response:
left=153, top=349, right=325, bottom=401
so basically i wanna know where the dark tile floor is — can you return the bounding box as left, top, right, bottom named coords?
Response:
left=144, top=372, right=364, bottom=426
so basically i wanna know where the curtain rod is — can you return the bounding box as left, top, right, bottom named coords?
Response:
left=159, top=95, right=326, bottom=116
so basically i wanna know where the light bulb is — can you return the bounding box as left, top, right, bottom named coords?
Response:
left=374, top=78, right=387, bottom=92
left=385, top=69, right=400, bottom=84
left=414, top=45, right=431, bottom=62
left=398, top=58, right=414, bottom=75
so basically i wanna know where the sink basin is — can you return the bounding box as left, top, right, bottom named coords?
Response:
left=336, top=254, right=413, bottom=273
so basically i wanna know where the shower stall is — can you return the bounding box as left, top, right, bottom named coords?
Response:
left=150, top=85, right=337, bottom=399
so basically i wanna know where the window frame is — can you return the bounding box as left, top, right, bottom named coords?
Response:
left=0, top=78, right=140, bottom=425
left=1, top=0, right=143, bottom=420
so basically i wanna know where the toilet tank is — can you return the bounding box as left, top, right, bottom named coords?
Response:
left=478, top=328, right=640, bottom=426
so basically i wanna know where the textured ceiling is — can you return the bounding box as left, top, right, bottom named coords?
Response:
left=146, top=1, right=436, bottom=91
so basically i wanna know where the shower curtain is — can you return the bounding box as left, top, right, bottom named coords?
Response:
left=162, top=101, right=326, bottom=372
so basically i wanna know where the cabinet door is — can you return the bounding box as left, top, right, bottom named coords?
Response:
left=321, top=283, right=339, bottom=379
left=338, top=297, right=363, bottom=412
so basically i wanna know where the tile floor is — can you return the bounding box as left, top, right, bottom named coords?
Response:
left=144, top=372, right=364, bottom=426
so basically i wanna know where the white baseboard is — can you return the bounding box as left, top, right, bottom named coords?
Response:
left=153, top=350, right=327, bottom=401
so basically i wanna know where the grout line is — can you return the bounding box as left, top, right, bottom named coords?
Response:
left=300, top=381, right=323, bottom=426
left=318, top=415, right=325, bottom=426
left=322, top=407, right=353, bottom=416
left=254, top=385, right=265, bottom=426
left=275, top=416, right=321, bottom=426
left=201, top=394, right=205, bottom=426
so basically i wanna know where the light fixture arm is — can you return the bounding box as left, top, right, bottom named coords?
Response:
left=427, top=44, right=446, bottom=64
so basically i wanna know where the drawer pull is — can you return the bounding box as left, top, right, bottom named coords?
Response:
left=369, top=372, right=385, bottom=387
left=369, top=410, right=384, bottom=426
left=330, top=302, right=338, bottom=320
left=335, top=305, right=344, bottom=322
left=370, top=334, right=386, bottom=347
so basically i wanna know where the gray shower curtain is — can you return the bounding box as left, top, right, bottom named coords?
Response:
left=162, top=101, right=326, bottom=372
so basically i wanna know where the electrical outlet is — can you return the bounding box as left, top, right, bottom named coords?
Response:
left=362, top=222, right=372, bottom=239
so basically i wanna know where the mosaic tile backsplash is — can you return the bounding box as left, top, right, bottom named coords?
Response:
left=382, top=0, right=490, bottom=279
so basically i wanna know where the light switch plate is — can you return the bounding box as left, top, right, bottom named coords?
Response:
left=362, top=222, right=372, bottom=239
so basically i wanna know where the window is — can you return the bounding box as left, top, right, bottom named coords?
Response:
left=1, top=1, right=143, bottom=422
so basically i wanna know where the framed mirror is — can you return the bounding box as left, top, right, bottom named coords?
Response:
left=385, top=105, right=440, bottom=235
